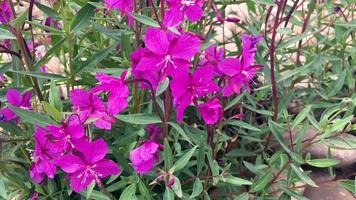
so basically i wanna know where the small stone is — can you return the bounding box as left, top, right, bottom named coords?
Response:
left=304, top=181, right=354, bottom=200
left=283, top=127, right=356, bottom=168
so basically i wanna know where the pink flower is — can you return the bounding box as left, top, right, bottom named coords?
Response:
left=170, top=66, right=219, bottom=121
left=218, top=34, right=262, bottom=96
left=135, top=28, right=201, bottom=80
left=164, top=0, right=204, bottom=27
left=55, top=138, right=121, bottom=192
left=129, top=140, right=161, bottom=174
left=29, top=127, right=59, bottom=183
left=0, top=89, right=32, bottom=123
left=0, top=0, right=12, bottom=23
left=146, top=124, right=162, bottom=139
left=45, top=116, right=85, bottom=153
left=91, top=72, right=129, bottom=116
left=69, top=89, right=116, bottom=130
left=104, top=0, right=134, bottom=26
left=199, top=45, right=224, bottom=75
left=131, top=47, right=160, bottom=90
left=198, top=98, right=223, bottom=125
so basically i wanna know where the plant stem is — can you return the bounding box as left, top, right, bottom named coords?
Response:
left=6, top=0, right=43, bottom=101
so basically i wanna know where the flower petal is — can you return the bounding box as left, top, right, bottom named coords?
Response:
left=93, top=159, right=121, bottom=177
left=6, top=89, right=22, bottom=106
left=144, top=28, right=169, bottom=55
left=170, top=33, right=201, bottom=60
left=55, top=154, right=85, bottom=173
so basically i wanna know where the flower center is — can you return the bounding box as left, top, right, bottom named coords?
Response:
left=156, top=54, right=177, bottom=72
left=180, top=0, right=195, bottom=6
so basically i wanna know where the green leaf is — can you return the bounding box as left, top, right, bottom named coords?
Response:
left=156, top=78, right=169, bottom=96
left=224, top=92, right=245, bottom=111
left=137, top=177, right=151, bottom=199
left=222, top=176, right=252, bottom=186
left=290, top=164, right=317, bottom=187
left=163, top=139, right=173, bottom=169
left=269, top=120, right=304, bottom=164
left=190, top=179, right=203, bottom=198
left=234, top=193, right=249, bottom=200
left=338, top=179, right=356, bottom=193
left=106, top=180, right=127, bottom=192
left=80, top=190, right=110, bottom=200
left=49, top=80, right=63, bottom=111
left=292, top=105, right=312, bottom=128
left=250, top=171, right=273, bottom=192
left=86, top=181, right=96, bottom=200
left=78, top=44, right=116, bottom=73
left=35, top=2, right=60, bottom=19
left=168, top=122, right=193, bottom=145
left=171, top=146, right=198, bottom=172
left=0, top=28, right=16, bottom=40
left=119, top=184, right=136, bottom=200
left=163, top=188, right=174, bottom=200
left=116, top=113, right=161, bottom=124
left=0, top=179, right=7, bottom=200
left=8, top=105, right=58, bottom=127
left=225, top=120, right=261, bottom=132
left=0, top=122, right=25, bottom=136
left=306, top=159, right=340, bottom=168
left=131, top=13, right=160, bottom=28
left=42, top=101, right=62, bottom=122
left=171, top=177, right=183, bottom=198
left=71, top=3, right=95, bottom=33
left=10, top=70, right=65, bottom=80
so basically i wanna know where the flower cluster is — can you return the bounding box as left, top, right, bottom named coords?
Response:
left=27, top=72, right=129, bottom=192
left=0, top=0, right=263, bottom=194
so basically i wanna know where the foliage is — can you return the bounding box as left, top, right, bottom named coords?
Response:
left=0, top=0, right=355, bottom=199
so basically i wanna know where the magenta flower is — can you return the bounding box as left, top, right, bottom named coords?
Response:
left=135, top=27, right=201, bottom=80
left=104, top=0, right=134, bottom=26
left=45, top=116, right=85, bottom=153
left=55, top=138, right=121, bottom=192
left=0, top=89, right=32, bottom=123
left=69, top=89, right=116, bottom=130
left=164, top=0, right=203, bottom=27
left=129, top=140, right=161, bottom=174
left=199, top=45, right=224, bottom=75
left=91, top=72, right=129, bottom=116
left=131, top=47, right=160, bottom=90
left=146, top=124, right=162, bottom=139
left=240, top=34, right=262, bottom=69
left=29, top=127, right=59, bottom=183
left=218, top=34, right=262, bottom=96
left=0, top=0, right=12, bottom=23
left=198, top=98, right=223, bottom=125
left=170, top=66, right=219, bottom=121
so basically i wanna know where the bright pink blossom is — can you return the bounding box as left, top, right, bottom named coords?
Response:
left=104, top=0, right=134, bottom=26
left=131, top=47, right=160, bottom=90
left=29, top=127, right=59, bottom=183
left=164, top=0, right=203, bottom=27
left=0, top=89, right=32, bottom=123
left=55, top=138, right=121, bottom=192
left=200, top=45, right=224, bottom=75
left=129, top=140, right=161, bottom=174
left=218, top=34, right=262, bottom=96
left=45, top=116, right=85, bottom=153
left=135, top=27, right=201, bottom=80
left=0, top=0, right=12, bottom=23
left=69, top=89, right=116, bottom=130
left=91, top=72, right=129, bottom=116
left=198, top=98, right=223, bottom=125
left=170, top=66, right=219, bottom=121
